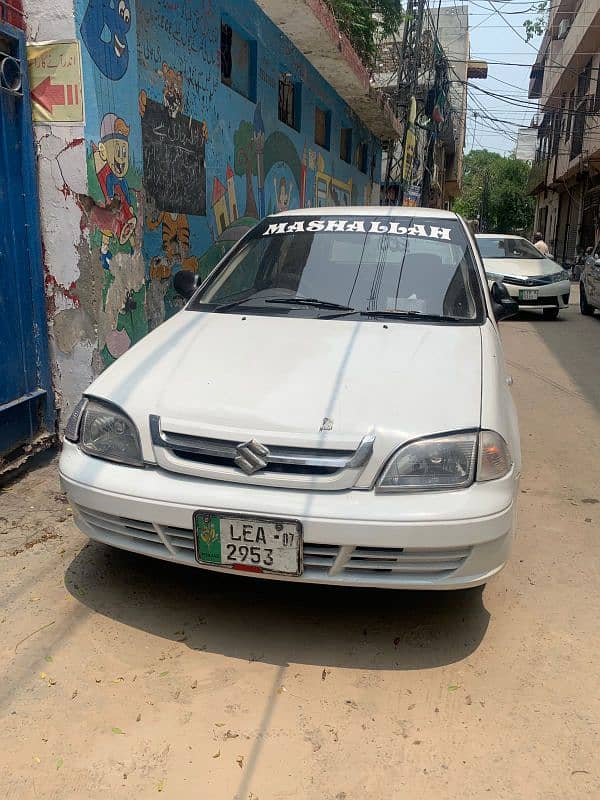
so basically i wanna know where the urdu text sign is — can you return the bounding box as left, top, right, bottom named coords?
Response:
left=27, top=41, right=84, bottom=124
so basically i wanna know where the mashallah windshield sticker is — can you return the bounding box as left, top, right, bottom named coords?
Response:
left=262, top=220, right=452, bottom=240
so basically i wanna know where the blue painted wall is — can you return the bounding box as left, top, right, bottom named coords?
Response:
left=75, top=0, right=382, bottom=365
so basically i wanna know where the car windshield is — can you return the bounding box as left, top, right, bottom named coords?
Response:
left=190, top=215, right=485, bottom=323
left=477, top=236, right=544, bottom=260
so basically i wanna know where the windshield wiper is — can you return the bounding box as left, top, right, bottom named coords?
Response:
left=211, top=295, right=355, bottom=313
left=358, top=309, right=465, bottom=322
left=264, top=297, right=355, bottom=311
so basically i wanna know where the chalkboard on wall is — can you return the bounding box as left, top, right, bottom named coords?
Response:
left=141, top=98, right=206, bottom=216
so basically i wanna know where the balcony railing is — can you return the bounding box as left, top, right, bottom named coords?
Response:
left=570, top=98, right=587, bottom=160
left=526, top=158, right=549, bottom=194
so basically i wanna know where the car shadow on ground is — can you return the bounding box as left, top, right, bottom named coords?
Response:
left=503, top=296, right=600, bottom=414
left=65, top=542, right=490, bottom=671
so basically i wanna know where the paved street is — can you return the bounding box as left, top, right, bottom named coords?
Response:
left=1, top=290, right=599, bottom=800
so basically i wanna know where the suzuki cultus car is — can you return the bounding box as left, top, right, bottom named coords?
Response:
left=60, top=208, right=521, bottom=590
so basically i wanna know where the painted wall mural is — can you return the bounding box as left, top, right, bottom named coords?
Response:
left=80, top=0, right=132, bottom=80
left=67, top=0, right=381, bottom=372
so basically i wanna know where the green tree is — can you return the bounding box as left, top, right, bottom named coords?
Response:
left=454, top=150, right=534, bottom=234
left=325, top=0, right=404, bottom=69
left=523, top=1, right=548, bottom=42
left=234, top=121, right=258, bottom=219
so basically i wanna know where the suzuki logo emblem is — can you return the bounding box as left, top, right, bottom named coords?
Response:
left=234, top=439, right=270, bottom=475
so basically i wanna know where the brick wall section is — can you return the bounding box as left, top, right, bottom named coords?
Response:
left=0, top=0, right=25, bottom=30
left=306, top=0, right=370, bottom=91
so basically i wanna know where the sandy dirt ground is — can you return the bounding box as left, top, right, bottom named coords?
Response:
left=1, top=290, right=599, bottom=800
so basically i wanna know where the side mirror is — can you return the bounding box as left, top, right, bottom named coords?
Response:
left=173, top=269, right=199, bottom=300
left=490, top=281, right=519, bottom=321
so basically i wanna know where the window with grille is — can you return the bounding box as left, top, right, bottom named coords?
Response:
left=577, top=61, right=592, bottom=101
left=570, top=98, right=587, bottom=160
left=551, top=112, right=560, bottom=156
left=314, top=106, right=331, bottom=150
left=278, top=74, right=300, bottom=130
left=566, top=90, right=575, bottom=141
left=357, top=142, right=368, bottom=174
left=340, top=127, right=352, bottom=163
left=221, top=19, right=256, bottom=101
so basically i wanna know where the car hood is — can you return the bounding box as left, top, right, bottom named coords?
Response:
left=483, top=256, right=562, bottom=278
left=87, top=310, right=483, bottom=457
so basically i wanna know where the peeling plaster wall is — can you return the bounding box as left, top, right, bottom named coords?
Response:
left=24, top=0, right=93, bottom=424
left=27, top=0, right=383, bottom=428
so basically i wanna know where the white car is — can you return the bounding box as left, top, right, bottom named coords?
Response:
left=476, top=234, right=571, bottom=319
left=60, top=207, right=521, bottom=591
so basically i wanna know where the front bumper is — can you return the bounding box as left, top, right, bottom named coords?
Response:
left=504, top=279, right=571, bottom=309
left=59, top=443, right=518, bottom=590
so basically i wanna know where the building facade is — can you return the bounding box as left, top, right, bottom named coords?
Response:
left=375, top=3, right=485, bottom=209
left=1, top=0, right=399, bottom=459
left=528, top=0, right=600, bottom=263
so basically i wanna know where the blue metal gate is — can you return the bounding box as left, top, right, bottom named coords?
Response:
left=0, top=22, right=54, bottom=461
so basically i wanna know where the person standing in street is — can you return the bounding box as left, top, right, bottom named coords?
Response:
left=533, top=232, right=549, bottom=255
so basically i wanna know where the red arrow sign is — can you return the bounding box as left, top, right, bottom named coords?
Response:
left=31, top=76, right=67, bottom=114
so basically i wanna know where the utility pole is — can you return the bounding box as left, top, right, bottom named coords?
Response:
left=383, top=0, right=426, bottom=204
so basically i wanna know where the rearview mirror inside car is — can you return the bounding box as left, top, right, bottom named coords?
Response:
left=173, top=270, right=200, bottom=300
left=490, top=281, right=519, bottom=321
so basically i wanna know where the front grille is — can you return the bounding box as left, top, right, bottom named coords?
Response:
left=171, top=448, right=340, bottom=476
left=74, top=506, right=470, bottom=583
left=504, top=275, right=558, bottom=287
left=75, top=505, right=167, bottom=557
left=305, top=543, right=470, bottom=579
left=149, top=415, right=375, bottom=488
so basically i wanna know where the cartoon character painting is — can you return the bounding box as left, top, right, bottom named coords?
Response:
left=161, top=63, right=183, bottom=119
left=274, top=176, right=292, bottom=213
left=139, top=63, right=202, bottom=281
left=92, top=113, right=137, bottom=269
left=147, top=212, right=198, bottom=278
left=80, top=0, right=131, bottom=81
left=139, top=63, right=184, bottom=120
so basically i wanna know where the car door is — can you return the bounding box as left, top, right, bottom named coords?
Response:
left=589, top=241, right=600, bottom=306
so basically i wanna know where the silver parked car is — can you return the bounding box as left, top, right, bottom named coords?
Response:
left=580, top=241, right=600, bottom=315
left=476, top=234, right=571, bottom=320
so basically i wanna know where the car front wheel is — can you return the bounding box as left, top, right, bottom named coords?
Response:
left=580, top=283, right=595, bottom=315
left=543, top=307, right=560, bottom=320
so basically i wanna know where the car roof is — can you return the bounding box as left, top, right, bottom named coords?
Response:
left=271, top=206, right=459, bottom=220
left=476, top=233, right=526, bottom=239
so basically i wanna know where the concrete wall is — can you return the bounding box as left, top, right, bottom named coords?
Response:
left=24, top=0, right=95, bottom=419
left=436, top=5, right=468, bottom=197
left=30, top=0, right=382, bottom=425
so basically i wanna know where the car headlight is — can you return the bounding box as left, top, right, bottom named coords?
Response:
left=486, top=272, right=505, bottom=282
left=547, top=270, right=570, bottom=282
left=377, top=430, right=511, bottom=492
left=64, top=398, right=143, bottom=467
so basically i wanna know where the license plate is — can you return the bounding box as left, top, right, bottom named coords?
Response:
left=193, top=512, right=303, bottom=575
left=519, top=289, right=538, bottom=300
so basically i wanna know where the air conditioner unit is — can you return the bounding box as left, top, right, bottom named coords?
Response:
left=557, top=19, right=570, bottom=40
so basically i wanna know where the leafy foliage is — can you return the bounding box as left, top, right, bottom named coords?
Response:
left=454, top=150, right=535, bottom=234
left=523, top=1, right=548, bottom=42
left=325, top=0, right=404, bottom=69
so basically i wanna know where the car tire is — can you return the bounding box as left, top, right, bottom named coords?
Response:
left=580, top=284, right=595, bottom=316
left=543, top=307, right=560, bottom=320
